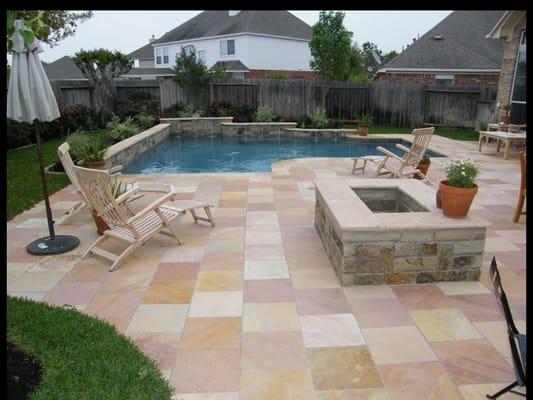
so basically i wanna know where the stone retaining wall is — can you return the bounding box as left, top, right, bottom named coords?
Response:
left=104, top=123, right=170, bottom=168
left=220, top=122, right=297, bottom=136
left=283, top=128, right=358, bottom=139
left=159, top=117, right=233, bottom=135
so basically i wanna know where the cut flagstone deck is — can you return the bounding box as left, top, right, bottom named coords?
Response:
left=7, top=134, right=526, bottom=397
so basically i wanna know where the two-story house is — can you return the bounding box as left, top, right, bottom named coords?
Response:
left=127, top=10, right=315, bottom=80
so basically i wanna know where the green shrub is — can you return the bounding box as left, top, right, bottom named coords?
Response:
left=161, top=103, right=185, bottom=118
left=78, top=133, right=108, bottom=162
left=206, top=102, right=231, bottom=117
left=357, top=113, right=373, bottom=126
left=329, top=119, right=342, bottom=129
left=7, top=119, right=34, bottom=149
left=134, top=113, right=156, bottom=130
left=106, top=115, right=141, bottom=143
left=255, top=105, right=275, bottom=122
left=311, top=107, right=329, bottom=129
left=444, top=158, right=478, bottom=188
left=419, top=154, right=431, bottom=165
left=231, top=104, right=255, bottom=122
left=66, top=130, right=90, bottom=161
left=177, top=104, right=204, bottom=118
left=297, top=115, right=312, bottom=128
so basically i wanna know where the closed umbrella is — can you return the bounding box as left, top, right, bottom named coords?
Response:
left=7, top=19, right=79, bottom=255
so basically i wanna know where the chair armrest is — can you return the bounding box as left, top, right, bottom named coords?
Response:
left=395, top=143, right=412, bottom=153
left=109, top=165, right=123, bottom=175
left=116, top=185, right=142, bottom=204
left=376, top=146, right=404, bottom=162
left=126, top=190, right=176, bottom=223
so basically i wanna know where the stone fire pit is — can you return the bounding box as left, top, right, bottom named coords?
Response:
left=314, top=178, right=490, bottom=285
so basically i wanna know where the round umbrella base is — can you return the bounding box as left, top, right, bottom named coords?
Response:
left=26, top=235, right=80, bottom=256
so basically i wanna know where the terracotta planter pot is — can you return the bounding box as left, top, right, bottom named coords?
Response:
left=82, top=160, right=107, bottom=169
left=500, top=115, right=511, bottom=124
left=414, top=162, right=430, bottom=179
left=439, top=181, right=478, bottom=218
left=358, top=124, right=368, bottom=136
left=90, top=209, right=109, bottom=235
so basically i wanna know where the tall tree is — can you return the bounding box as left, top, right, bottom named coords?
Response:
left=172, top=48, right=226, bottom=87
left=7, top=10, right=92, bottom=51
left=347, top=44, right=370, bottom=82
left=360, top=41, right=398, bottom=78
left=309, top=11, right=353, bottom=81
left=73, top=49, right=133, bottom=125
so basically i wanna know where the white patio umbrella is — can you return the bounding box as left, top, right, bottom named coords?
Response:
left=7, top=19, right=79, bottom=255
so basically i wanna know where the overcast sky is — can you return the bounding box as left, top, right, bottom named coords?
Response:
left=37, top=10, right=453, bottom=63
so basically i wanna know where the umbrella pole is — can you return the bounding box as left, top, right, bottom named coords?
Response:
left=34, top=120, right=56, bottom=239
left=26, top=121, right=79, bottom=255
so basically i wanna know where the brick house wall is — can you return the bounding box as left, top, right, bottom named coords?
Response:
left=374, top=72, right=499, bottom=86
left=495, top=14, right=526, bottom=109
left=245, top=70, right=317, bottom=80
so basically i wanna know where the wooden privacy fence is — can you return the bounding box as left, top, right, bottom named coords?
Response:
left=51, top=78, right=497, bottom=129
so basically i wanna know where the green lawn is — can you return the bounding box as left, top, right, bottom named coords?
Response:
left=369, top=126, right=479, bottom=141
left=8, top=296, right=173, bottom=400
left=7, top=137, right=70, bottom=221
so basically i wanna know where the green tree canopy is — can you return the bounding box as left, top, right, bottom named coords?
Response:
left=309, top=11, right=353, bottom=81
left=172, top=48, right=227, bottom=87
left=360, top=41, right=398, bottom=78
left=7, top=10, right=92, bottom=51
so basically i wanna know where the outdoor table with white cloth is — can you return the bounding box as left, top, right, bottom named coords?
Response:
left=478, top=130, right=527, bottom=160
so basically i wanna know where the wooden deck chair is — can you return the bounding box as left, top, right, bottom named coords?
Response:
left=513, top=151, right=526, bottom=223
left=56, top=142, right=134, bottom=225
left=74, top=166, right=186, bottom=271
left=352, top=127, right=435, bottom=184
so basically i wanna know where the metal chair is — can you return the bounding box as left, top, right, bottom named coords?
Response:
left=486, top=257, right=527, bottom=398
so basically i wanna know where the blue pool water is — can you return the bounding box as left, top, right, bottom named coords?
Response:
left=123, top=135, right=444, bottom=173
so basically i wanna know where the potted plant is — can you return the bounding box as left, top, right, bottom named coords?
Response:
left=500, top=104, right=511, bottom=124
left=414, top=154, right=431, bottom=179
left=438, top=159, right=479, bottom=218
left=357, top=114, right=373, bottom=136
left=79, top=134, right=108, bottom=169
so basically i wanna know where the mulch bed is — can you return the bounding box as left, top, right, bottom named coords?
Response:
left=7, top=341, right=43, bottom=400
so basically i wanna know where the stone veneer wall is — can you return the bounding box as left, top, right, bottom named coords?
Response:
left=159, top=117, right=234, bottom=135
left=220, top=123, right=297, bottom=136
left=104, top=123, right=170, bottom=168
left=314, top=190, right=485, bottom=286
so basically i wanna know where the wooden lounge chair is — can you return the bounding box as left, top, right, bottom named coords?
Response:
left=513, top=151, right=526, bottom=223
left=74, top=165, right=187, bottom=271
left=352, top=127, right=435, bottom=184
left=56, top=142, right=135, bottom=225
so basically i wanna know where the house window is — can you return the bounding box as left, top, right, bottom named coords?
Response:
left=183, top=45, right=195, bottom=56
left=510, top=29, right=526, bottom=123
left=435, top=74, right=454, bottom=86
left=220, top=39, right=235, bottom=56
left=162, top=47, right=169, bottom=64
left=155, top=48, right=162, bottom=65
left=232, top=72, right=244, bottom=80
left=197, top=50, right=206, bottom=64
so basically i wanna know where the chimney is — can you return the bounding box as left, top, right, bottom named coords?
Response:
left=149, top=34, right=156, bottom=43
left=228, top=11, right=240, bottom=16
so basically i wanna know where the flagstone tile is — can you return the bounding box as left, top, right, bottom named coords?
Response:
left=457, top=383, right=526, bottom=399
left=392, top=285, right=453, bottom=310
left=189, top=291, right=243, bottom=317
left=435, top=281, right=490, bottom=296
left=316, top=389, right=391, bottom=400
left=61, top=259, right=110, bottom=282
left=8, top=291, right=48, bottom=301
left=243, top=302, right=300, bottom=332
left=209, top=227, right=245, bottom=241
left=295, top=288, right=352, bottom=315
left=242, top=331, right=308, bottom=369
left=29, top=255, right=80, bottom=272
left=44, top=281, right=101, bottom=306
left=350, top=298, right=413, bottom=328
left=378, top=362, right=463, bottom=400
left=362, top=326, right=437, bottom=365
left=473, top=320, right=526, bottom=358
left=343, top=285, right=397, bottom=301
left=240, top=368, right=315, bottom=400
left=243, top=279, right=295, bottom=303
left=6, top=262, right=35, bottom=284
left=179, top=317, right=241, bottom=349
left=84, top=291, right=143, bottom=332
left=162, top=245, right=205, bottom=263
left=432, top=339, right=515, bottom=385
left=128, top=332, right=181, bottom=370
left=308, top=346, right=383, bottom=390
left=244, top=260, right=289, bottom=280
left=172, top=349, right=240, bottom=393
left=173, top=393, right=239, bottom=400
left=409, top=308, right=483, bottom=342
left=290, top=268, right=341, bottom=289
left=449, top=294, right=504, bottom=322
left=127, top=304, right=189, bottom=333
left=142, top=280, right=195, bottom=304
left=200, top=253, right=244, bottom=271
left=196, top=270, right=243, bottom=292
left=245, top=230, right=282, bottom=245
left=300, top=314, right=364, bottom=348
left=8, top=271, right=66, bottom=292
left=245, top=244, right=285, bottom=261
left=152, top=262, right=200, bottom=281
left=205, top=239, right=244, bottom=254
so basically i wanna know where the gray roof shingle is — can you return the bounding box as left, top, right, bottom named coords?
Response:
left=153, top=11, right=312, bottom=44
left=44, top=56, right=86, bottom=80
left=212, top=60, right=249, bottom=71
left=382, top=10, right=505, bottom=71
left=124, top=67, right=174, bottom=76
left=128, top=42, right=154, bottom=60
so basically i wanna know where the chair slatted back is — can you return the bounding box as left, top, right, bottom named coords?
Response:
left=403, top=127, right=435, bottom=166
left=58, top=143, right=86, bottom=199
left=73, top=166, right=136, bottom=234
left=489, top=257, right=526, bottom=384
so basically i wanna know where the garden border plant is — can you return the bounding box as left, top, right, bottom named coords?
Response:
left=7, top=296, right=173, bottom=400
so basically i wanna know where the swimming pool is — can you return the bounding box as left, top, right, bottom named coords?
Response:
left=122, top=135, right=445, bottom=173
